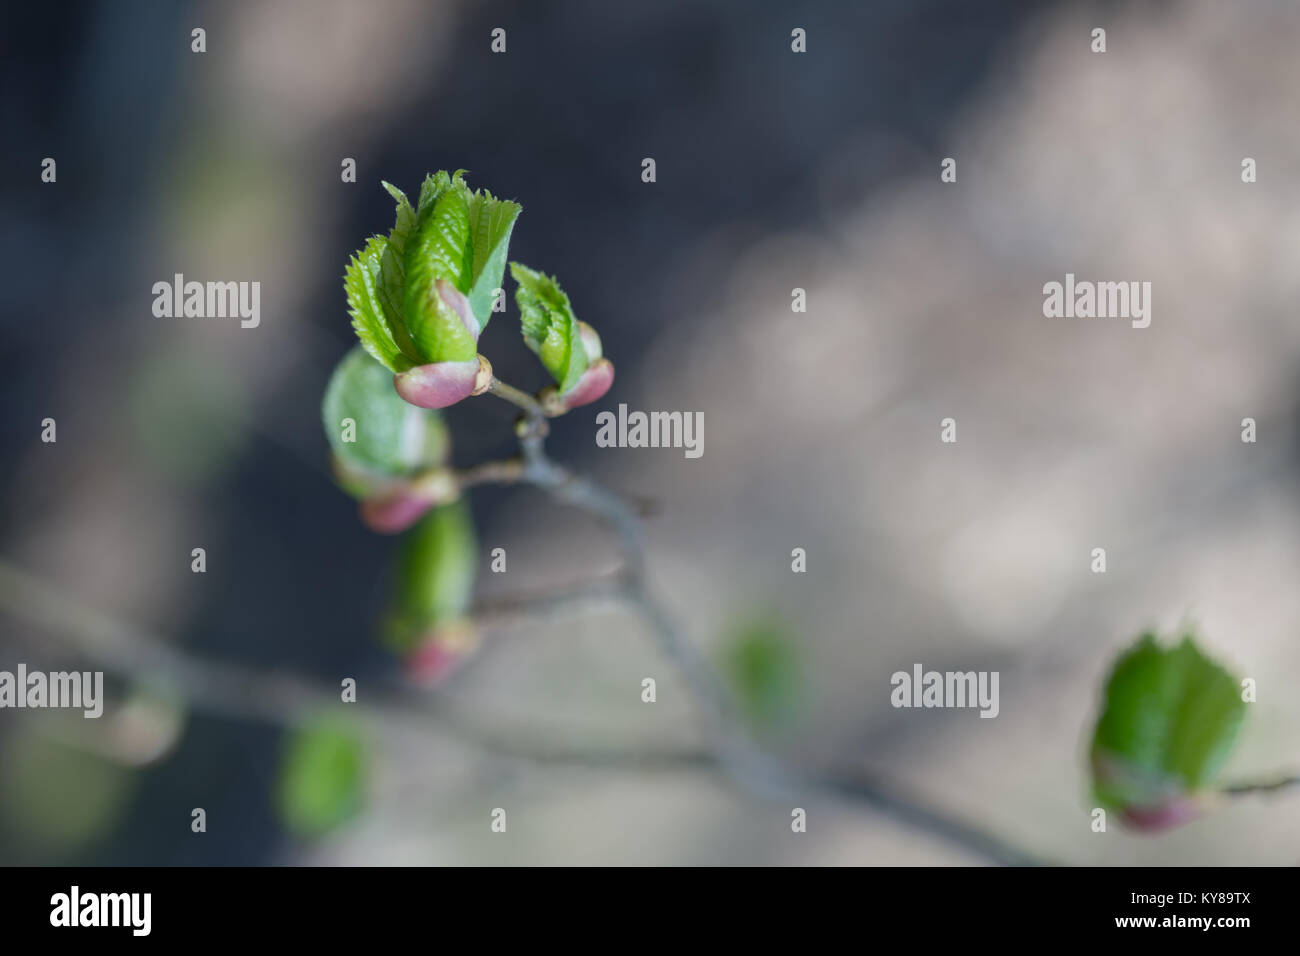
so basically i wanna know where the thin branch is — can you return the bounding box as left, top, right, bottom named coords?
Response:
left=455, top=458, right=525, bottom=489
left=471, top=377, right=1046, bottom=861
left=471, top=571, right=627, bottom=622
left=1221, top=775, right=1300, bottom=796
left=0, top=560, right=635, bottom=757
left=0, top=374, right=1053, bottom=865
left=457, top=455, right=660, bottom=517
left=484, top=376, right=548, bottom=463
left=484, top=377, right=546, bottom=421
left=483, top=378, right=745, bottom=773
left=0, top=557, right=1043, bottom=864
left=811, top=764, right=1050, bottom=866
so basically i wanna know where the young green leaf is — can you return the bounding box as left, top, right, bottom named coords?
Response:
left=322, top=346, right=449, bottom=488
left=381, top=180, right=418, bottom=258
left=351, top=173, right=516, bottom=373
left=344, top=235, right=411, bottom=372
left=403, top=184, right=476, bottom=362
left=465, top=188, right=521, bottom=327
left=374, top=181, right=423, bottom=361
left=510, top=262, right=590, bottom=394
left=1090, top=632, right=1246, bottom=826
left=276, top=720, right=365, bottom=838
left=385, top=499, right=478, bottom=654
left=415, top=169, right=456, bottom=222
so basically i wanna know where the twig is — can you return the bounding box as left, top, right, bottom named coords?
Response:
left=484, top=377, right=782, bottom=788
left=0, top=558, right=1042, bottom=864
left=1221, top=775, right=1300, bottom=796
left=486, top=376, right=549, bottom=464
left=484, top=377, right=547, bottom=421
left=811, top=764, right=1049, bottom=866
left=0, top=561, right=604, bottom=728
left=478, top=377, right=1045, bottom=861
left=0, top=375, right=1052, bottom=865
left=455, top=458, right=525, bottom=489
left=472, top=572, right=626, bottom=622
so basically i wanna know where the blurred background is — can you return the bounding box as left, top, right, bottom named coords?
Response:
left=2, top=0, right=1300, bottom=865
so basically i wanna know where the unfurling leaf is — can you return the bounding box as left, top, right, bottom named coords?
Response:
left=376, top=181, right=418, bottom=359
left=404, top=179, right=474, bottom=361
left=348, top=172, right=521, bottom=374
left=510, top=262, right=589, bottom=394
left=511, top=262, right=615, bottom=410
left=466, top=188, right=521, bottom=325
left=345, top=172, right=520, bottom=408
left=345, top=236, right=412, bottom=373
left=415, top=169, right=454, bottom=221
left=322, top=346, right=449, bottom=484
left=277, top=720, right=365, bottom=838
left=322, top=347, right=457, bottom=532
left=382, top=501, right=481, bottom=684
left=1089, top=632, right=1246, bottom=831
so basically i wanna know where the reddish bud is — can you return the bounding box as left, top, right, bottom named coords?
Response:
left=1120, top=797, right=1203, bottom=832
left=576, top=321, right=603, bottom=361
left=330, top=452, right=397, bottom=501
left=394, top=359, right=481, bottom=409
left=559, top=358, right=614, bottom=410
left=404, top=621, right=479, bottom=686
left=359, top=492, right=437, bottom=535
left=358, top=469, right=459, bottom=534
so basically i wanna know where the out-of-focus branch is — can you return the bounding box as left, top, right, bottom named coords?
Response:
left=455, top=457, right=525, bottom=489
left=0, top=561, right=608, bottom=731
left=0, top=375, right=1055, bottom=866
left=478, top=378, right=1046, bottom=863
left=485, top=376, right=549, bottom=464
left=483, top=378, right=781, bottom=790
left=456, top=455, right=658, bottom=517
left=0, top=558, right=1043, bottom=864
left=1222, top=775, right=1300, bottom=796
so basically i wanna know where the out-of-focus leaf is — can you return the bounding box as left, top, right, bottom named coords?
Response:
left=385, top=500, right=478, bottom=653
left=1090, top=632, right=1246, bottom=825
left=723, top=619, right=803, bottom=733
left=276, top=720, right=365, bottom=838
left=0, top=729, right=136, bottom=853
left=129, top=350, right=248, bottom=486
left=321, top=346, right=449, bottom=488
left=510, top=262, right=589, bottom=394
